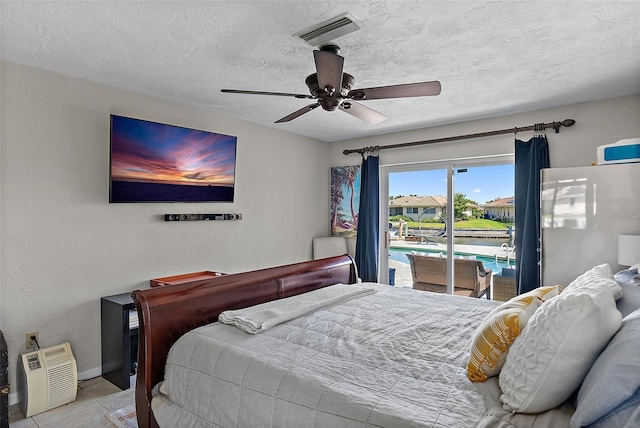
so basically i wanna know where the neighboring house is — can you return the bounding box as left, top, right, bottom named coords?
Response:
left=482, top=197, right=515, bottom=222
left=464, top=202, right=479, bottom=220
left=389, top=196, right=447, bottom=221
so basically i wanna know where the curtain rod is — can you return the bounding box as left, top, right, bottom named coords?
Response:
left=342, top=119, right=576, bottom=156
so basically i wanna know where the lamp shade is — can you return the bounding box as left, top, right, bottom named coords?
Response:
left=618, top=234, right=640, bottom=266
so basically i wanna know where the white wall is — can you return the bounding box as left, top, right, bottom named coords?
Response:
left=329, top=95, right=640, bottom=168
left=0, top=61, right=330, bottom=400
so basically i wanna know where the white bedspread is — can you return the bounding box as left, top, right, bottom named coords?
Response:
left=219, top=283, right=377, bottom=334
left=151, top=283, right=573, bottom=427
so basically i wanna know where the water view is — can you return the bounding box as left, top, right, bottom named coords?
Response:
left=415, top=235, right=514, bottom=247
left=389, top=247, right=512, bottom=273
left=387, top=234, right=517, bottom=288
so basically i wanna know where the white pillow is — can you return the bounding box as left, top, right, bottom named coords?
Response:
left=499, top=280, right=622, bottom=414
left=565, top=263, right=622, bottom=300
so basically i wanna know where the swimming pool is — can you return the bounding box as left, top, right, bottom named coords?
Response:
left=388, top=248, right=511, bottom=273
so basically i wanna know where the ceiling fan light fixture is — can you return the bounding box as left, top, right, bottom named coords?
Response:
left=350, top=90, right=366, bottom=100
left=318, top=97, right=342, bottom=111
left=295, top=13, right=363, bottom=47
left=340, top=73, right=355, bottom=95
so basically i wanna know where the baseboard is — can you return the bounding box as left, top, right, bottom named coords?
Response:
left=78, top=366, right=103, bottom=382
left=8, top=365, right=102, bottom=406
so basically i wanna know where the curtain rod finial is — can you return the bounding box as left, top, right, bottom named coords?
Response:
left=562, top=119, right=576, bottom=127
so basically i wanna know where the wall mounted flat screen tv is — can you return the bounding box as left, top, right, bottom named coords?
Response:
left=110, top=115, right=237, bottom=203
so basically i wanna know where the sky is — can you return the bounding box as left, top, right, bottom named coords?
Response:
left=389, top=164, right=514, bottom=204
left=110, top=115, right=237, bottom=186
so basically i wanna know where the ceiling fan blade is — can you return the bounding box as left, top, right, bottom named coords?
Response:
left=221, top=89, right=313, bottom=99
left=349, top=81, right=441, bottom=101
left=339, top=101, right=388, bottom=124
left=275, top=103, right=320, bottom=123
left=313, top=49, right=344, bottom=96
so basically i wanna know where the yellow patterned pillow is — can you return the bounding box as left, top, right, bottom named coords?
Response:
left=467, top=285, right=563, bottom=382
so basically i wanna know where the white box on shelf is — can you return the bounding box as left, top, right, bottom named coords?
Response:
left=597, top=138, right=640, bottom=165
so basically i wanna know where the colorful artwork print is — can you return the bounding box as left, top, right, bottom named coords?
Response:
left=330, top=165, right=361, bottom=237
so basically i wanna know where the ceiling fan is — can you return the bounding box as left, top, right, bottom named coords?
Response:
left=221, top=45, right=441, bottom=124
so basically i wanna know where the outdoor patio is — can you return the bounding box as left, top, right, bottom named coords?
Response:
left=386, top=239, right=515, bottom=292
left=389, top=259, right=413, bottom=287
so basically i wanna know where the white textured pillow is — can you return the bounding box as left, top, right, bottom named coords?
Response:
left=499, top=281, right=622, bottom=414
left=565, top=263, right=622, bottom=300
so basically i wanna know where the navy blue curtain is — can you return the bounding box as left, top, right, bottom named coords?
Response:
left=355, top=154, right=380, bottom=282
left=514, top=135, right=549, bottom=294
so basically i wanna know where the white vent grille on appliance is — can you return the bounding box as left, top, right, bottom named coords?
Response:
left=295, top=13, right=363, bottom=46
left=18, top=342, right=77, bottom=418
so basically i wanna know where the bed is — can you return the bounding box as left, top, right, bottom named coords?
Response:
left=131, top=255, right=640, bottom=428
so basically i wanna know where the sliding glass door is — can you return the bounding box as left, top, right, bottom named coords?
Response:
left=381, top=155, right=514, bottom=296
left=386, top=167, right=448, bottom=288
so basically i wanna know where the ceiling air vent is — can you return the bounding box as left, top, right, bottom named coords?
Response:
left=295, top=13, right=363, bottom=47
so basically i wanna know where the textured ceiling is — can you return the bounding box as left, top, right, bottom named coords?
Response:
left=2, top=1, right=639, bottom=142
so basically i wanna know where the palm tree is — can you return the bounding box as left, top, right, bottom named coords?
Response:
left=331, top=165, right=360, bottom=233
left=346, top=166, right=358, bottom=229
left=331, top=167, right=348, bottom=232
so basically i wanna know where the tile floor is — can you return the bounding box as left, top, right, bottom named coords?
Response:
left=9, top=376, right=135, bottom=427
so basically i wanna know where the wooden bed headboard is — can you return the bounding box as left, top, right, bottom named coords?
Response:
left=131, top=254, right=358, bottom=428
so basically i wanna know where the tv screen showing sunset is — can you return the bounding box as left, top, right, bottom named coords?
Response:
left=110, top=115, right=237, bottom=202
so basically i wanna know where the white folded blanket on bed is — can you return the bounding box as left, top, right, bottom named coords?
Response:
left=218, top=283, right=376, bottom=334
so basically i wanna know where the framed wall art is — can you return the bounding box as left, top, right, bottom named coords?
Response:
left=330, top=165, right=360, bottom=237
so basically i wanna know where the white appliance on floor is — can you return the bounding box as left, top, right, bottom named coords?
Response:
left=17, top=342, right=77, bottom=417
left=540, top=163, right=640, bottom=286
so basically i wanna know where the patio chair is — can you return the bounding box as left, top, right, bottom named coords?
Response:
left=406, top=253, right=491, bottom=298
left=492, top=267, right=517, bottom=301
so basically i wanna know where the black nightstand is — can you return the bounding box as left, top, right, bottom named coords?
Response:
left=101, top=293, right=138, bottom=390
